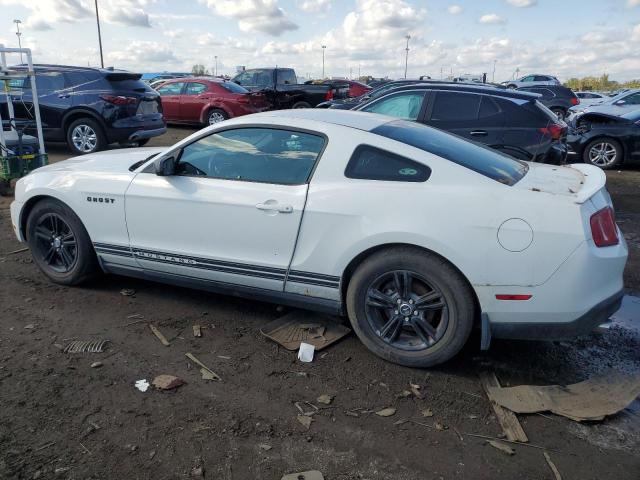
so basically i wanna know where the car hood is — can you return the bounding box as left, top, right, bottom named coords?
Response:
left=34, top=147, right=166, bottom=174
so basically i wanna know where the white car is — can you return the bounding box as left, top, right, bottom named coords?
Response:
left=502, top=74, right=560, bottom=89
left=9, top=110, right=627, bottom=367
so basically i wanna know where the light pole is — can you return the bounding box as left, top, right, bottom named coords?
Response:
left=214, top=56, right=218, bottom=76
left=492, top=59, right=497, bottom=83
left=13, top=19, right=23, bottom=64
left=321, top=45, right=326, bottom=78
left=404, top=35, right=411, bottom=79
left=94, top=0, right=104, bottom=68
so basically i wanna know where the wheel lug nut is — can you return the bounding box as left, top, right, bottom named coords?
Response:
left=409, top=299, right=414, bottom=304
left=404, top=317, right=409, bottom=321
left=394, top=310, right=398, bottom=315
left=397, top=299, right=402, bottom=304
left=413, top=311, right=418, bottom=315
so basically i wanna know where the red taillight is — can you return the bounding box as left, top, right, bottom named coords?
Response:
left=100, top=94, right=137, bottom=106
left=539, top=123, right=566, bottom=140
left=571, top=97, right=580, bottom=106
left=495, top=294, right=532, bottom=301
left=325, top=89, right=334, bottom=101
left=590, top=207, right=619, bottom=247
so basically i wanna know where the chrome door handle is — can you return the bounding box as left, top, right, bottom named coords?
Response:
left=469, top=130, right=488, bottom=136
left=256, top=202, right=293, bottom=213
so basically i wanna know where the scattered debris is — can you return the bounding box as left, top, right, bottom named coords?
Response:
left=281, top=471, right=324, bottom=480
left=152, top=374, right=185, bottom=390
left=80, top=442, right=92, bottom=455
left=317, top=394, right=333, bottom=405
left=410, top=383, right=423, bottom=399
left=375, top=407, right=396, bottom=417
left=298, top=342, right=315, bottom=363
left=120, top=289, right=136, bottom=296
left=295, top=401, right=319, bottom=416
left=463, top=433, right=564, bottom=454
left=185, top=352, right=221, bottom=381
left=33, top=441, right=55, bottom=452
left=24, top=323, right=35, bottom=330
left=191, top=465, right=204, bottom=478
left=543, top=452, right=562, bottom=480
left=394, top=419, right=408, bottom=426
left=217, top=355, right=231, bottom=360
left=421, top=408, right=434, bottom=417
left=261, top=311, right=351, bottom=351
left=487, top=440, right=515, bottom=456
left=127, top=313, right=144, bottom=319
left=479, top=371, right=529, bottom=443
left=192, top=325, right=202, bottom=338
left=398, top=390, right=412, bottom=398
left=345, top=410, right=359, bottom=417
left=90, top=361, right=103, bottom=369
left=485, top=370, right=640, bottom=422
left=5, top=247, right=29, bottom=255
left=135, top=379, right=150, bottom=392
left=63, top=340, right=109, bottom=353
left=258, top=443, right=272, bottom=451
left=297, top=415, right=313, bottom=430
left=434, top=422, right=448, bottom=431
left=149, top=324, right=170, bottom=347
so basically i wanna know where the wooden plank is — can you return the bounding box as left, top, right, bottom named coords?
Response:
left=149, top=324, right=170, bottom=346
left=479, top=371, right=529, bottom=443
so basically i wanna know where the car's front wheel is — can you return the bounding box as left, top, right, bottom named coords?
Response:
left=67, top=118, right=107, bottom=155
left=583, top=138, right=623, bottom=169
left=207, top=109, right=228, bottom=125
left=346, top=247, right=475, bottom=367
left=26, top=199, right=100, bottom=285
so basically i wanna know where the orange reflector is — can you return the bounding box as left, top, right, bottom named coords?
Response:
left=495, top=294, right=532, bottom=301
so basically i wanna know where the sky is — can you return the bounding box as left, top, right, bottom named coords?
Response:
left=0, top=0, right=639, bottom=82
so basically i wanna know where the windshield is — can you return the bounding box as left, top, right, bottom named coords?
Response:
left=371, top=120, right=529, bottom=186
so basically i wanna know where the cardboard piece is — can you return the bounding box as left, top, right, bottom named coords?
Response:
left=261, top=311, right=351, bottom=351
left=486, top=370, right=640, bottom=422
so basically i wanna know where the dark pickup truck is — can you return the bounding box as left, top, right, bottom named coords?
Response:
left=231, top=68, right=348, bottom=109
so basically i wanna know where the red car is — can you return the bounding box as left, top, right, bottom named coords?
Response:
left=156, top=77, right=269, bottom=125
left=323, top=80, right=372, bottom=98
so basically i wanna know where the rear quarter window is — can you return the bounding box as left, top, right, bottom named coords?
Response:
left=345, top=145, right=430, bottom=182
left=371, top=120, right=528, bottom=186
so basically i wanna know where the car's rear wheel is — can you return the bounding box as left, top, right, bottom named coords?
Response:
left=67, top=118, right=106, bottom=155
left=346, top=247, right=475, bottom=367
left=207, top=109, right=228, bottom=125
left=292, top=101, right=312, bottom=109
left=550, top=107, right=566, bottom=120
left=26, top=199, right=100, bottom=285
left=583, top=138, right=623, bottom=169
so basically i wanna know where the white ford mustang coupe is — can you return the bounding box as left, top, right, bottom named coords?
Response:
left=10, top=110, right=627, bottom=367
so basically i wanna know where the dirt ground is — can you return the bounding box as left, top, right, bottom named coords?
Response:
left=0, top=129, right=638, bottom=480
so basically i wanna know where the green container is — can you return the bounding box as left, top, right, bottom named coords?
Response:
left=0, top=153, right=48, bottom=181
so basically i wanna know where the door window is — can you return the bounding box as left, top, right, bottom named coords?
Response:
left=176, top=128, right=325, bottom=185
left=345, top=145, right=430, bottom=182
left=185, top=82, right=208, bottom=95
left=431, top=91, right=481, bottom=122
left=276, top=69, right=297, bottom=85
left=521, top=76, right=535, bottom=82
left=622, top=93, right=640, bottom=105
left=157, top=82, right=185, bottom=95
left=534, top=75, right=550, bottom=81
left=360, top=91, right=425, bottom=120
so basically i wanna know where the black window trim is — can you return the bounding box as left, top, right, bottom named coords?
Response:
left=344, top=144, right=432, bottom=183
left=150, top=125, right=329, bottom=186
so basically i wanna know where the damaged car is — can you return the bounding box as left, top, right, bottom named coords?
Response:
left=567, top=110, right=640, bottom=169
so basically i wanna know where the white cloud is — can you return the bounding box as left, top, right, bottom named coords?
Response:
left=297, top=0, right=331, bottom=13
left=628, top=0, right=640, bottom=6
left=101, top=0, right=152, bottom=28
left=479, top=13, right=506, bottom=24
left=199, top=0, right=298, bottom=36
left=506, top=0, right=537, bottom=7
left=632, top=24, right=640, bottom=41
left=107, top=40, right=177, bottom=65
left=448, top=5, right=463, bottom=14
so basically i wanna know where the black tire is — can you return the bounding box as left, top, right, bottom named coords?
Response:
left=292, top=101, right=312, bottom=109
left=66, top=118, right=107, bottom=155
left=206, top=108, right=228, bottom=125
left=583, top=137, right=623, bottom=170
left=346, top=247, right=475, bottom=368
left=26, top=199, right=100, bottom=285
left=550, top=107, right=566, bottom=120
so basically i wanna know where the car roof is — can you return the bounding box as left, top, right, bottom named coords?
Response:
left=370, top=83, right=539, bottom=100
left=19, top=64, right=135, bottom=75
left=244, top=109, right=393, bottom=132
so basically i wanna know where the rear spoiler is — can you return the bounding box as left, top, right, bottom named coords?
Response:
left=568, top=163, right=607, bottom=204
left=105, top=72, right=143, bottom=81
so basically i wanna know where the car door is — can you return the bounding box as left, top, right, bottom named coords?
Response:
left=358, top=90, right=428, bottom=121
left=156, top=82, right=185, bottom=121
left=423, top=91, right=505, bottom=147
left=179, top=81, right=209, bottom=123
left=614, top=92, right=640, bottom=113
left=125, top=126, right=326, bottom=291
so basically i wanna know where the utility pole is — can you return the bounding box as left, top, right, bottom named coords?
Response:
left=404, top=35, right=411, bottom=79
left=321, top=45, right=326, bottom=78
left=13, top=20, right=23, bottom=64
left=214, top=55, right=218, bottom=76
left=492, top=59, right=497, bottom=83
left=94, top=0, right=104, bottom=68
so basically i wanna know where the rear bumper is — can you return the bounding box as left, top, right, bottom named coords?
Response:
left=490, top=289, right=624, bottom=340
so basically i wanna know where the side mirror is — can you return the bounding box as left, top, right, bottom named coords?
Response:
left=155, top=156, right=176, bottom=176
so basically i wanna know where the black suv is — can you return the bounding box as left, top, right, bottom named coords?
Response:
left=352, top=83, right=568, bottom=164
left=1, top=64, right=166, bottom=155
left=516, top=85, right=579, bottom=119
